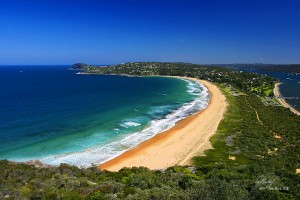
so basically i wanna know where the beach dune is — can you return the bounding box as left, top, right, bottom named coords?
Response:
left=99, top=78, right=227, bottom=171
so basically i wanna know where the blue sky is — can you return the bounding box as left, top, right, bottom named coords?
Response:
left=0, top=0, right=300, bottom=64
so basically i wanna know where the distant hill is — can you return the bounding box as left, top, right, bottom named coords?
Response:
left=260, top=64, right=300, bottom=73
left=72, top=63, right=88, bottom=70
left=73, top=63, right=300, bottom=73
left=212, top=64, right=300, bottom=73
left=210, top=63, right=273, bottom=69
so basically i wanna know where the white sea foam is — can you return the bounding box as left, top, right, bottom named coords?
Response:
left=40, top=78, right=210, bottom=168
left=185, top=80, right=202, bottom=95
left=120, top=121, right=141, bottom=128
left=147, top=104, right=175, bottom=118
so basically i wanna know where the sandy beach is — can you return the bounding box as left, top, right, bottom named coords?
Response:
left=99, top=78, right=227, bottom=171
left=274, top=83, right=300, bottom=116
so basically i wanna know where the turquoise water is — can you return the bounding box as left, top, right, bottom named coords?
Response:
left=0, top=66, right=209, bottom=167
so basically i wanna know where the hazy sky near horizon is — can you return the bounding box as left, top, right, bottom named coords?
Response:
left=0, top=0, right=300, bottom=65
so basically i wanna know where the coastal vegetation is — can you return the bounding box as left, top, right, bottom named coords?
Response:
left=1, top=62, right=299, bottom=199
left=72, top=63, right=88, bottom=70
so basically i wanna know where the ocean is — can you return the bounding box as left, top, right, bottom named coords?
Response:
left=0, top=66, right=209, bottom=167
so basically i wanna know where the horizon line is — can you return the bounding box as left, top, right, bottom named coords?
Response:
left=1, top=62, right=300, bottom=66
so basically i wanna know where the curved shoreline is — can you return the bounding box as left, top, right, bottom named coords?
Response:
left=99, top=78, right=227, bottom=171
left=274, top=83, right=300, bottom=116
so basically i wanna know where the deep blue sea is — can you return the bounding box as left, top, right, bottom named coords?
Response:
left=0, top=66, right=209, bottom=167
